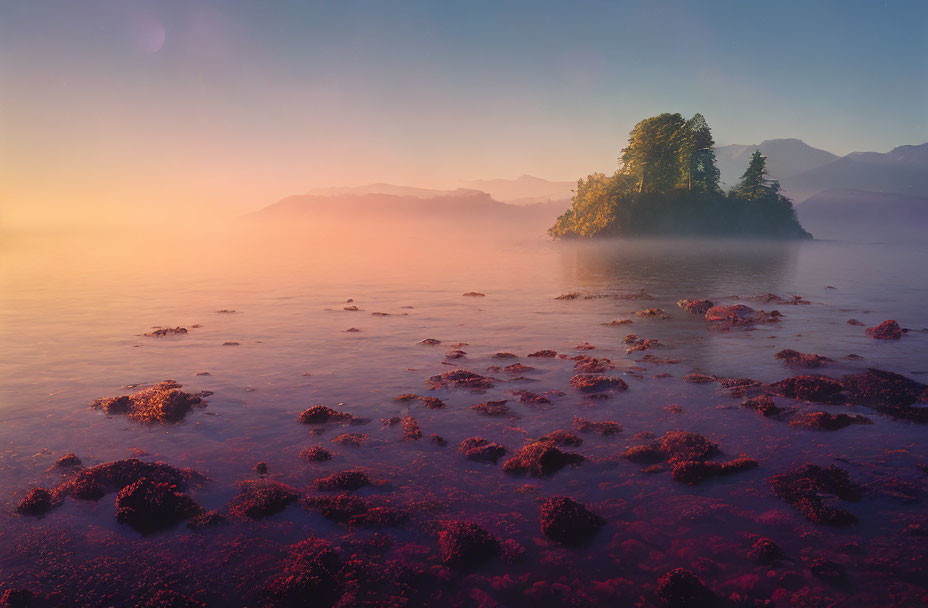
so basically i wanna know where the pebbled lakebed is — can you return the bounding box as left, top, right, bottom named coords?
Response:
left=1, top=228, right=926, bottom=607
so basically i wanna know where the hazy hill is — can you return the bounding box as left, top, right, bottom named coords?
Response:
left=305, top=183, right=479, bottom=199
left=715, top=139, right=838, bottom=189
left=783, top=143, right=928, bottom=202
left=797, top=189, right=928, bottom=240
left=459, top=174, right=575, bottom=204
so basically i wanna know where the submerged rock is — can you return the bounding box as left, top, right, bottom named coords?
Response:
left=637, top=307, right=670, bottom=319
left=769, top=464, right=861, bottom=525
left=671, top=458, right=758, bottom=485
left=462, top=292, right=485, bottom=297
left=539, top=495, right=604, bottom=545
left=59, top=458, right=205, bottom=501
left=656, top=568, right=714, bottom=607
left=554, top=292, right=580, bottom=300
left=301, top=446, right=333, bottom=462
left=418, top=338, right=442, bottom=346
left=298, top=405, right=358, bottom=424
left=789, top=411, right=872, bottom=430
left=458, top=437, right=507, bottom=463
left=841, top=368, right=928, bottom=421
left=568, top=374, right=628, bottom=393
left=705, top=304, right=757, bottom=325
left=537, top=430, right=582, bottom=447
left=676, top=299, right=713, bottom=315
left=331, top=433, right=368, bottom=447
left=436, top=521, right=500, bottom=569
left=187, top=510, right=227, bottom=530
left=774, top=349, right=833, bottom=368
left=230, top=480, right=300, bottom=519
left=471, top=400, right=511, bottom=416
left=114, top=477, right=201, bottom=532
left=865, top=319, right=903, bottom=339
left=401, top=417, right=422, bottom=440
left=527, top=350, right=557, bottom=358
left=313, top=470, right=370, bottom=491
left=265, top=537, right=342, bottom=607
left=426, top=369, right=494, bottom=390
left=682, top=373, right=716, bottom=384
left=741, top=394, right=782, bottom=417
left=766, top=375, right=845, bottom=404
left=574, top=417, right=622, bottom=435
left=143, top=327, right=188, bottom=337
left=91, top=381, right=206, bottom=423
left=502, top=441, right=584, bottom=476
left=658, top=431, right=718, bottom=463
left=748, top=537, right=785, bottom=564
left=54, top=453, right=82, bottom=469
left=16, top=488, right=54, bottom=516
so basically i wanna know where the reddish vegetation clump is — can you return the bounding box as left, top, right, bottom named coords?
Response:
left=865, top=319, right=903, bottom=339
left=539, top=496, right=604, bottom=545
left=418, top=338, right=441, bottom=345
left=143, top=326, right=188, bottom=337
left=574, top=416, right=622, bottom=435
left=748, top=537, right=785, bottom=564
left=300, top=446, right=332, bottom=462
left=0, top=589, right=40, bottom=608
left=58, top=458, right=205, bottom=501
left=741, top=394, right=782, bottom=417
left=503, top=363, right=536, bottom=374
left=682, top=373, right=716, bottom=384
left=717, top=377, right=764, bottom=397
left=670, top=457, right=758, bottom=485
left=656, top=568, right=714, bottom=607
left=445, top=349, right=467, bottom=360
left=331, top=433, right=368, bottom=447
left=537, top=430, right=582, bottom=447
left=841, top=368, right=928, bottom=421
left=789, top=411, right=872, bottom=430
left=114, top=477, right=201, bottom=533
left=91, top=381, right=207, bottom=423
left=676, top=299, right=713, bottom=315
left=658, top=431, right=718, bottom=463
left=426, top=369, right=494, bottom=390
left=572, top=355, right=614, bottom=373
left=436, top=521, right=500, bottom=569
left=775, top=349, right=833, bottom=368
left=401, top=416, right=421, bottom=440
left=16, top=488, right=54, bottom=516
left=265, top=538, right=343, bottom=607
left=471, top=400, right=511, bottom=416
left=187, top=510, right=226, bottom=530
left=568, top=374, right=628, bottom=393
left=769, top=464, right=862, bottom=525
left=229, top=480, right=300, bottom=519
left=527, top=350, right=557, bottom=358
left=493, top=352, right=517, bottom=359
left=458, top=437, right=508, bottom=463
left=298, top=405, right=357, bottom=424
left=313, top=470, right=370, bottom=491
left=54, top=453, right=82, bottom=469
left=554, top=292, right=580, bottom=300
left=705, top=304, right=758, bottom=325
left=637, top=307, right=670, bottom=319
left=511, top=390, right=558, bottom=405
left=462, top=291, right=485, bottom=297
left=502, top=441, right=584, bottom=476
left=575, top=341, right=595, bottom=350
left=766, top=375, right=845, bottom=404
left=847, top=318, right=866, bottom=326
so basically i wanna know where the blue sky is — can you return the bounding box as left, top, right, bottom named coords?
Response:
left=1, top=0, right=926, bottom=221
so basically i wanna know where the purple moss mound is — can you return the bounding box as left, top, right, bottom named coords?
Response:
left=670, top=458, right=758, bottom=485
left=91, top=381, right=205, bottom=423
left=59, top=458, right=205, bottom=501
left=766, top=375, right=845, bottom=404
left=458, top=438, right=508, bottom=464
left=298, top=405, right=355, bottom=424
left=16, top=488, right=53, bottom=516
left=426, top=369, right=494, bottom=390
left=265, top=538, right=343, bottom=607
left=539, top=495, right=604, bottom=545
left=230, top=480, right=300, bottom=519
left=789, top=411, right=872, bottom=430
left=656, top=568, right=714, bottom=607
left=436, top=521, right=500, bottom=570
left=300, top=446, right=333, bottom=462
left=841, top=368, right=928, bottom=421
left=865, top=319, right=902, bottom=339
left=115, top=477, right=201, bottom=533
left=769, top=464, right=862, bottom=525
left=749, top=537, right=785, bottom=564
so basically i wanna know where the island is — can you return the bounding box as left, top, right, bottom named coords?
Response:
left=550, top=113, right=812, bottom=239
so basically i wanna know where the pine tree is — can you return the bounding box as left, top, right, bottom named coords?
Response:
left=733, top=150, right=779, bottom=200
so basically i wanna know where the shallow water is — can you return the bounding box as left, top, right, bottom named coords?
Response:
left=1, top=225, right=926, bottom=606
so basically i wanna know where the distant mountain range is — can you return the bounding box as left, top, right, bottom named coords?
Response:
left=715, top=139, right=839, bottom=190
left=458, top=174, right=575, bottom=204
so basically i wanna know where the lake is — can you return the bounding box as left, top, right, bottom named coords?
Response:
left=1, top=224, right=926, bottom=606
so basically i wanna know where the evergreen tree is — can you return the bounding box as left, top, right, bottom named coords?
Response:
left=733, top=150, right=779, bottom=200
left=683, top=113, right=721, bottom=193
left=620, top=113, right=688, bottom=194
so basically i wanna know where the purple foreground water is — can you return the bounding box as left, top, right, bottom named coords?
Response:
left=1, top=227, right=926, bottom=606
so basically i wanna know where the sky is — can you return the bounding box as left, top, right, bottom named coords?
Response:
left=1, top=0, right=926, bottom=228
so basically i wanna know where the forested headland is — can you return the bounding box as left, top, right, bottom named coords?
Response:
left=550, top=113, right=812, bottom=239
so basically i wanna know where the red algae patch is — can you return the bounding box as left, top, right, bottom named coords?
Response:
left=401, top=416, right=421, bottom=440
left=418, top=338, right=441, bottom=345
left=300, top=446, right=332, bottom=462
left=436, top=520, right=501, bottom=569
left=769, top=464, right=862, bottom=525
left=865, top=319, right=903, bottom=339
left=426, top=369, right=494, bottom=390
left=539, top=495, right=604, bottom=545
left=462, top=291, right=485, bottom=297
left=637, top=307, right=670, bottom=319
left=568, top=374, right=628, bottom=393
left=527, top=349, right=557, bottom=358
left=313, top=470, right=370, bottom=491
left=114, top=478, right=201, bottom=533
left=331, top=433, right=368, bottom=447
left=493, top=352, right=517, bottom=359
left=749, top=537, right=785, bottom=564
left=229, top=479, right=300, bottom=519
left=841, top=368, right=928, bottom=421
left=502, top=441, right=584, bottom=476
left=458, top=437, right=508, bottom=463
left=741, top=394, right=782, bottom=417
left=602, top=319, right=633, bottom=326
left=704, top=303, right=773, bottom=326
left=682, top=372, right=716, bottom=384
left=554, top=292, right=580, bottom=300
left=53, top=453, right=82, bottom=469
left=574, top=416, right=622, bottom=435
left=503, top=362, right=536, bottom=374
left=298, top=405, right=359, bottom=424
left=774, top=348, right=833, bottom=368
left=471, top=400, right=512, bottom=416
left=766, top=375, right=845, bottom=404
left=670, top=457, right=758, bottom=485
left=58, top=458, right=205, bottom=501
left=16, top=488, right=55, bottom=516
left=264, top=537, right=342, bottom=606
left=789, top=411, right=872, bottom=430
left=91, top=381, right=207, bottom=423
left=142, top=326, right=188, bottom=337
left=537, top=430, right=582, bottom=447
left=676, top=298, right=713, bottom=315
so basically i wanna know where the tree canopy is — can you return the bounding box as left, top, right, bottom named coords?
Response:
left=550, top=113, right=810, bottom=239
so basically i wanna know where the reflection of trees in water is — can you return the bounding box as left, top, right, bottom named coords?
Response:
left=561, top=238, right=800, bottom=295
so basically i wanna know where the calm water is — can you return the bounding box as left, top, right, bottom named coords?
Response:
left=1, top=225, right=926, bottom=606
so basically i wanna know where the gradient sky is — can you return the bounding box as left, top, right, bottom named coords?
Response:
left=2, top=0, right=926, bottom=228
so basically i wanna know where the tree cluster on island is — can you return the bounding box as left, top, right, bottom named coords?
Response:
left=549, top=113, right=812, bottom=239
